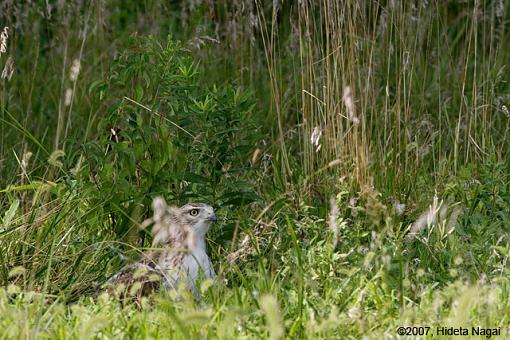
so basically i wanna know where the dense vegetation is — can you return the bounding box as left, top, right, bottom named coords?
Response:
left=1, top=1, right=510, bottom=338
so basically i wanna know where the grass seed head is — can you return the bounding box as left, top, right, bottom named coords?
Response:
left=1, top=56, right=14, bottom=80
left=342, top=86, right=359, bottom=124
left=64, top=88, right=73, bottom=106
left=0, top=26, right=8, bottom=56
left=260, top=294, right=284, bottom=340
left=70, top=58, right=81, bottom=81
left=310, top=126, right=322, bottom=153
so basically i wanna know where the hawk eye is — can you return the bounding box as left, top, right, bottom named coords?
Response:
left=189, top=209, right=199, bottom=216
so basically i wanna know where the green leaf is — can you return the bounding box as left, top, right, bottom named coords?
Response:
left=0, top=182, right=49, bottom=193
left=219, top=191, right=259, bottom=206
left=181, top=172, right=210, bottom=184
left=135, top=84, right=144, bottom=101
left=2, top=200, right=19, bottom=226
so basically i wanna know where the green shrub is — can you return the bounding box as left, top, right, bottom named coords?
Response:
left=80, top=36, right=260, bottom=245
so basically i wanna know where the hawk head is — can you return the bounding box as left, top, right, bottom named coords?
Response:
left=147, top=197, right=216, bottom=247
left=178, top=203, right=216, bottom=238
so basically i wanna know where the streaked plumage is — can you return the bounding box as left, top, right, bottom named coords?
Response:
left=106, top=197, right=216, bottom=301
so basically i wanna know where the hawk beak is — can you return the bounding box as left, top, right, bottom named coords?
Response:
left=207, top=213, right=217, bottom=222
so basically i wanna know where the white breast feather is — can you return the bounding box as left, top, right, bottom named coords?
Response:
left=158, top=233, right=215, bottom=296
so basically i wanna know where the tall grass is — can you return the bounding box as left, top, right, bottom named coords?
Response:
left=1, top=0, right=510, bottom=338
left=294, top=1, right=509, bottom=195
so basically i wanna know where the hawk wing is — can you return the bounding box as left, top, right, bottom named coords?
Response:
left=105, top=252, right=165, bottom=301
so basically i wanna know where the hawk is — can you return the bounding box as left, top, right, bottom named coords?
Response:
left=106, top=197, right=217, bottom=301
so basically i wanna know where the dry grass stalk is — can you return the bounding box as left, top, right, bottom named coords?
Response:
left=328, top=196, right=339, bottom=247
left=297, top=1, right=373, bottom=189
left=255, top=0, right=290, bottom=184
